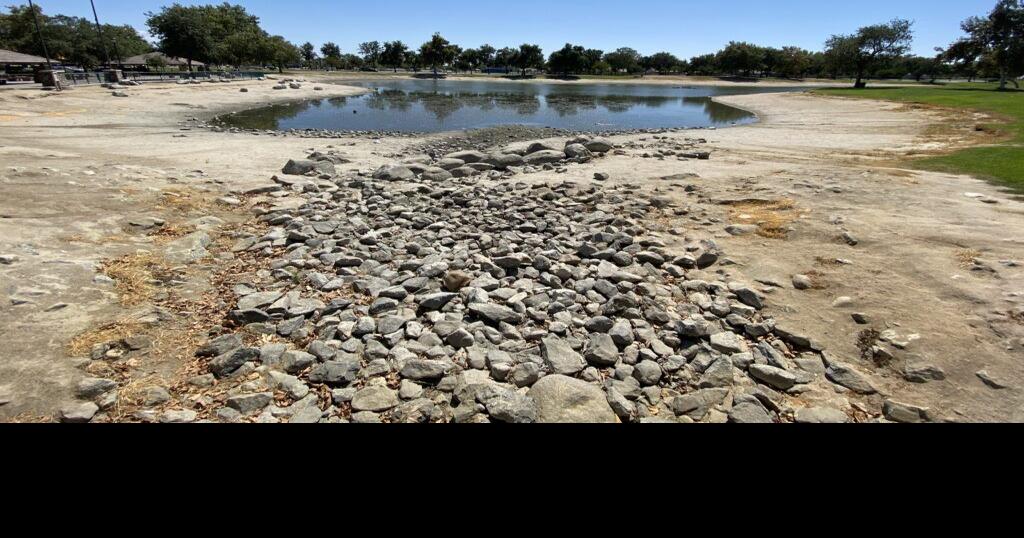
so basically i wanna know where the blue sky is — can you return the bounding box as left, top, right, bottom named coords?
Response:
left=20, top=0, right=994, bottom=57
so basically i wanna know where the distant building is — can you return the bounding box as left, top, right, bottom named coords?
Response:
left=121, top=52, right=206, bottom=71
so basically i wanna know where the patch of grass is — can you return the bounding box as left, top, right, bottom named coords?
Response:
left=815, top=82, right=1024, bottom=192
left=726, top=197, right=802, bottom=239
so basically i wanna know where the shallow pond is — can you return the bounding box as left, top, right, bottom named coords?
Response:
left=217, top=79, right=800, bottom=133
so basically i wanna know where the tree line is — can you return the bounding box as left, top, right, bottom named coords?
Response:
left=3, top=1, right=1020, bottom=86
left=0, top=4, right=150, bottom=69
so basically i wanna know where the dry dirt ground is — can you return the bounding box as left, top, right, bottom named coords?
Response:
left=0, top=76, right=1021, bottom=422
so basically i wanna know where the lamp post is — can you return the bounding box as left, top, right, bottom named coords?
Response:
left=89, top=0, right=111, bottom=66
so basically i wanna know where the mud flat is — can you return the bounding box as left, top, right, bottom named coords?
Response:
left=0, top=76, right=1020, bottom=422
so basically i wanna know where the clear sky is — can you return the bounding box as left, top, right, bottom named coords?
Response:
left=19, top=0, right=995, bottom=58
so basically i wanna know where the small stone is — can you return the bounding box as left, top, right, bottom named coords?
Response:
left=352, top=386, right=400, bottom=413
left=792, top=275, right=812, bottom=290
left=59, top=402, right=99, bottom=423
left=749, top=364, right=797, bottom=390
left=883, top=400, right=931, bottom=423
left=976, top=370, right=1011, bottom=390
left=795, top=407, right=851, bottom=424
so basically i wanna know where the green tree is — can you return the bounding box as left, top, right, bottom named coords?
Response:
left=716, top=41, right=765, bottom=76
left=604, top=47, right=643, bottom=73
left=688, top=54, right=719, bottom=75
left=381, top=40, right=408, bottom=72
left=514, top=43, right=545, bottom=77
left=358, top=40, right=382, bottom=68
left=547, top=43, right=586, bottom=76
left=648, top=52, right=682, bottom=73
left=948, top=0, right=1023, bottom=89
left=1, top=5, right=149, bottom=68
left=494, top=47, right=517, bottom=72
left=300, top=42, right=317, bottom=67
left=825, top=18, right=914, bottom=88
left=776, top=46, right=812, bottom=79
left=477, top=44, right=496, bottom=66
left=419, top=33, right=458, bottom=75
left=320, top=41, right=342, bottom=69
left=146, top=5, right=213, bottom=71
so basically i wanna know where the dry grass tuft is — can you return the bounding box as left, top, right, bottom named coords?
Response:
left=99, top=252, right=177, bottom=306
left=727, top=198, right=802, bottom=239
left=67, top=320, right=144, bottom=357
left=955, top=248, right=982, bottom=268
left=149, top=222, right=197, bottom=243
left=158, top=188, right=218, bottom=214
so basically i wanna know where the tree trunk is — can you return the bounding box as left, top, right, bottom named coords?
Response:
left=999, top=67, right=1008, bottom=90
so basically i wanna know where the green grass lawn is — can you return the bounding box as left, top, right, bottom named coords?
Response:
left=815, top=83, right=1024, bottom=192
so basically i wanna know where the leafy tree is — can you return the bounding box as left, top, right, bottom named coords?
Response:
left=513, top=43, right=545, bottom=76
left=494, top=47, right=517, bottom=72
left=582, top=49, right=604, bottom=73
left=825, top=18, right=914, bottom=87
left=716, top=41, right=765, bottom=76
left=358, top=40, right=382, bottom=67
left=776, top=46, right=812, bottom=79
left=146, top=55, right=168, bottom=70
left=1, top=4, right=150, bottom=69
left=648, top=51, right=682, bottom=73
left=263, top=35, right=300, bottom=73
left=547, top=43, right=587, bottom=76
left=320, top=41, right=342, bottom=69
left=688, top=54, right=719, bottom=75
left=419, top=33, right=458, bottom=75
left=946, top=0, right=1023, bottom=89
left=147, top=3, right=267, bottom=70
left=604, top=47, right=642, bottom=73
left=300, top=42, right=317, bottom=67
left=477, top=44, right=496, bottom=67
left=381, top=40, right=408, bottom=72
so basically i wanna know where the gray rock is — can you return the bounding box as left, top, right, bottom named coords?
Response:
left=883, top=400, right=931, bottom=423
left=308, top=359, right=361, bottom=386
left=540, top=336, right=587, bottom=375
left=632, top=360, right=663, bottom=386
left=59, top=402, right=99, bottom=423
left=584, top=333, right=619, bottom=367
left=749, top=364, right=797, bottom=390
left=826, top=362, right=877, bottom=394
left=209, top=347, right=258, bottom=378
left=795, top=407, right=851, bottom=424
left=729, top=400, right=773, bottom=424
left=400, top=359, right=452, bottom=381
left=352, top=386, right=401, bottom=412
left=523, top=150, right=566, bottom=165
left=227, top=393, right=274, bottom=415
left=528, top=375, right=618, bottom=424
left=75, top=378, right=118, bottom=400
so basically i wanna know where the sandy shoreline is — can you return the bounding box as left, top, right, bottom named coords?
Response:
left=1, top=77, right=1021, bottom=422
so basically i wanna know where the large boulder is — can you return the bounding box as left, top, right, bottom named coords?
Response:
left=484, top=153, right=525, bottom=170
left=373, top=165, right=416, bottom=181
left=420, top=167, right=453, bottom=181
left=282, top=159, right=335, bottom=176
left=564, top=143, right=593, bottom=159
left=523, top=150, right=566, bottom=166
left=585, top=137, right=614, bottom=153
left=444, top=150, right=488, bottom=163
left=525, top=141, right=561, bottom=154
left=528, top=375, right=619, bottom=424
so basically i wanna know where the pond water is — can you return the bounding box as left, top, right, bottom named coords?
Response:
left=216, top=79, right=799, bottom=133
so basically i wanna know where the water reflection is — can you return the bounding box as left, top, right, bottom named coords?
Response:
left=218, top=80, right=794, bottom=133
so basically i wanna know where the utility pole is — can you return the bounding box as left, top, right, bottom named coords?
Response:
left=89, top=0, right=111, bottom=66
left=26, top=0, right=60, bottom=89
left=26, top=0, right=53, bottom=71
